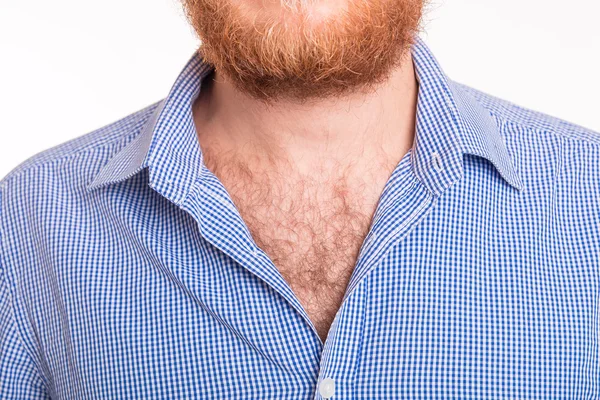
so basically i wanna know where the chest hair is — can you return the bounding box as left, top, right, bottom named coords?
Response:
left=203, top=148, right=389, bottom=341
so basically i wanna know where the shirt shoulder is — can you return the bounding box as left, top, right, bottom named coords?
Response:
left=0, top=100, right=161, bottom=278
left=451, top=81, right=600, bottom=221
left=453, top=81, right=600, bottom=145
left=0, top=101, right=162, bottom=312
left=0, top=100, right=162, bottom=191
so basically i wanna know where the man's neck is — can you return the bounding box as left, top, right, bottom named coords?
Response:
left=191, top=53, right=418, bottom=180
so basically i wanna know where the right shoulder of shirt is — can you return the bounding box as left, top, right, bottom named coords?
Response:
left=0, top=100, right=162, bottom=280
left=0, top=100, right=162, bottom=190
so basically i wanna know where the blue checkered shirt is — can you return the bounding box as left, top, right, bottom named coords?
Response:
left=1, top=36, right=599, bottom=399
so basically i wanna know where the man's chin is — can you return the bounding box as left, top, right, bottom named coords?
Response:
left=183, top=0, right=424, bottom=102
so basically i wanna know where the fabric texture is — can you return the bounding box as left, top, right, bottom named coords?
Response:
left=1, top=36, right=599, bottom=399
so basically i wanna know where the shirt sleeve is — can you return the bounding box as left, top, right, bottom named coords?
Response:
left=0, top=190, right=50, bottom=399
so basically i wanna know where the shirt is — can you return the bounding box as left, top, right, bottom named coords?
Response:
left=1, top=35, right=599, bottom=400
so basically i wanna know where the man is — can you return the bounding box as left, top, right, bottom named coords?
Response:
left=1, top=0, right=598, bottom=398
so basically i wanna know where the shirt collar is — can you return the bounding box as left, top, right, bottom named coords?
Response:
left=86, top=36, right=523, bottom=202
left=409, top=38, right=523, bottom=195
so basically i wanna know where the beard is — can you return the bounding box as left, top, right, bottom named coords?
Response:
left=181, top=0, right=424, bottom=104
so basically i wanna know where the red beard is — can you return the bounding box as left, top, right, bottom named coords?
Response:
left=181, top=0, right=424, bottom=103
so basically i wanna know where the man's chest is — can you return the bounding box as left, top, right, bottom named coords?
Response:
left=232, top=187, right=378, bottom=343
left=197, top=141, right=400, bottom=343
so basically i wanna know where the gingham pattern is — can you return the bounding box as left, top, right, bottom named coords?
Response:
left=1, top=36, right=599, bottom=399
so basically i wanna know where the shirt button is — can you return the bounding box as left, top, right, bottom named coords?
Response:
left=319, top=377, right=335, bottom=399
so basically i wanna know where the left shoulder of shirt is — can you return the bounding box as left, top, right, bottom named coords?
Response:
left=447, top=80, right=600, bottom=202
left=452, top=81, right=600, bottom=192
left=453, top=81, right=600, bottom=145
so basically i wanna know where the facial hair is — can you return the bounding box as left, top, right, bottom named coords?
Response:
left=181, top=0, right=424, bottom=104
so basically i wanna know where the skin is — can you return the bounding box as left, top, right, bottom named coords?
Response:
left=184, top=0, right=422, bottom=343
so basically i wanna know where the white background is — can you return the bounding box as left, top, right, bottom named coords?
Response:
left=1, top=0, right=599, bottom=178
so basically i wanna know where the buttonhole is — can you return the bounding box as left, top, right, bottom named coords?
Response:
left=432, top=153, right=442, bottom=172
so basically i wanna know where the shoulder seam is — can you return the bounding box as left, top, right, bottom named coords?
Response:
left=492, top=112, right=600, bottom=147
left=454, top=81, right=600, bottom=146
